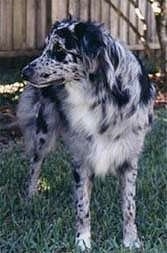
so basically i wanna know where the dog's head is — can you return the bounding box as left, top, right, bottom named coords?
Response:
left=22, top=18, right=109, bottom=88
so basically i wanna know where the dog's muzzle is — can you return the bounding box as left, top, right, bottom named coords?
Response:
left=22, top=65, right=65, bottom=88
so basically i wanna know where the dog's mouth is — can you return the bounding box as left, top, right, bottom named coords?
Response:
left=28, top=78, right=65, bottom=88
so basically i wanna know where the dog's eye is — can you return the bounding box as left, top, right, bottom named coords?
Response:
left=51, top=43, right=66, bottom=61
left=57, top=46, right=64, bottom=52
left=53, top=43, right=64, bottom=53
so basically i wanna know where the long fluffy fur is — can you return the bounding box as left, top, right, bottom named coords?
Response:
left=18, top=18, right=155, bottom=250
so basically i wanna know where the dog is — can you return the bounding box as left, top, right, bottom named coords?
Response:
left=17, top=17, right=155, bottom=251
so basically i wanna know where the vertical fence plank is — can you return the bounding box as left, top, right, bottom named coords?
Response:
left=26, top=0, right=36, bottom=49
left=36, top=0, right=47, bottom=48
left=149, top=2, right=158, bottom=43
left=68, top=0, right=80, bottom=18
left=79, top=0, right=89, bottom=20
left=51, top=0, right=67, bottom=22
left=5, top=0, right=13, bottom=50
left=101, top=0, right=110, bottom=29
left=119, top=0, right=129, bottom=43
left=110, top=0, right=119, bottom=38
left=128, top=1, right=137, bottom=46
left=0, top=0, right=13, bottom=50
left=46, top=0, right=52, bottom=33
left=138, top=0, right=146, bottom=45
left=13, top=0, right=26, bottom=49
left=146, top=0, right=152, bottom=42
left=0, top=0, right=12, bottom=50
left=0, top=0, right=5, bottom=49
left=90, top=0, right=101, bottom=22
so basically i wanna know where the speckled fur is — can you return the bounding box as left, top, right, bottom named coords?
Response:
left=18, top=18, right=155, bottom=251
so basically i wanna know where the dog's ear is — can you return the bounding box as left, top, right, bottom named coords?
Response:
left=74, top=22, right=117, bottom=93
left=74, top=22, right=105, bottom=59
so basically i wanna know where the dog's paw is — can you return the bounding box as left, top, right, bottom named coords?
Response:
left=76, top=231, right=91, bottom=252
left=123, top=237, right=142, bottom=249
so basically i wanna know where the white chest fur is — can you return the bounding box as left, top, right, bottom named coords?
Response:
left=65, top=82, right=146, bottom=176
left=65, top=81, right=101, bottom=135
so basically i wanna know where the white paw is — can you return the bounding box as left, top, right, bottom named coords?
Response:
left=123, top=237, right=142, bottom=249
left=76, top=231, right=91, bottom=251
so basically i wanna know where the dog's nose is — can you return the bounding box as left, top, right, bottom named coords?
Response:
left=22, top=65, right=34, bottom=80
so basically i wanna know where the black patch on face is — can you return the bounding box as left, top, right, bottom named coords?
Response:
left=111, top=77, right=130, bottom=107
left=36, top=106, right=48, bottom=134
left=73, top=170, right=81, bottom=184
left=57, top=28, right=77, bottom=50
left=51, top=45, right=67, bottom=61
left=56, top=51, right=66, bottom=62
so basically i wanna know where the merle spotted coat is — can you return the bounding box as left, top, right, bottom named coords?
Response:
left=17, top=17, right=155, bottom=251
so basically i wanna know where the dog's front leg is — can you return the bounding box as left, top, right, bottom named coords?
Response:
left=73, top=166, right=94, bottom=251
left=120, top=161, right=141, bottom=249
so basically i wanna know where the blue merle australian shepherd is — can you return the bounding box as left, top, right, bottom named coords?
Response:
left=18, top=17, right=155, bottom=251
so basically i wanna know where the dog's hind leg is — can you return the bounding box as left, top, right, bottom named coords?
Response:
left=17, top=86, right=60, bottom=199
left=23, top=103, right=60, bottom=199
left=119, top=161, right=141, bottom=249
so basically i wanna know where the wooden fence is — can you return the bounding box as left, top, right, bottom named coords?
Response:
left=0, top=0, right=160, bottom=57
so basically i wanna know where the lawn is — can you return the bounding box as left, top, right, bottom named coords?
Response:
left=0, top=61, right=167, bottom=252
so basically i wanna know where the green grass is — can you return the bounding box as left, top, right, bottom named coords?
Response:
left=0, top=108, right=166, bottom=253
